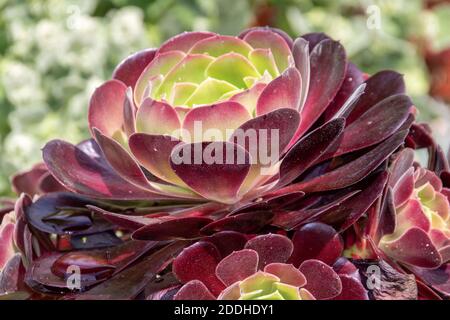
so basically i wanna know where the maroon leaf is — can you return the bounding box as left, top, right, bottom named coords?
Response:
left=332, top=274, right=369, bottom=300
left=347, top=70, right=405, bottom=124
left=323, top=62, right=365, bottom=121
left=112, top=48, right=156, bottom=88
left=204, top=231, right=248, bottom=258
left=278, top=118, right=345, bottom=187
left=172, top=241, right=225, bottom=296
left=174, top=280, right=215, bottom=300
left=272, top=130, right=408, bottom=194
left=319, top=171, right=388, bottom=231
left=334, top=94, right=412, bottom=156
left=24, top=192, right=110, bottom=236
left=299, top=259, right=342, bottom=300
left=93, top=128, right=152, bottom=189
left=296, top=39, right=347, bottom=137
left=289, top=223, right=343, bottom=267
left=11, top=163, right=48, bottom=197
left=244, top=234, right=293, bottom=269
left=256, top=68, right=302, bottom=115
left=170, top=141, right=250, bottom=204
left=132, top=217, right=213, bottom=241
left=410, top=264, right=450, bottom=297
left=201, top=211, right=274, bottom=235
left=43, top=140, right=161, bottom=200
left=72, top=241, right=188, bottom=299
left=216, top=249, right=259, bottom=286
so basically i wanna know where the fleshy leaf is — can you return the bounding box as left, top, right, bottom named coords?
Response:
left=264, top=263, right=306, bottom=287
left=172, top=241, right=225, bottom=296
left=299, top=259, right=342, bottom=300
left=256, top=67, right=301, bottom=116
left=129, top=134, right=187, bottom=186
left=201, top=211, right=274, bottom=235
left=205, top=53, right=259, bottom=88
left=174, top=280, right=215, bottom=300
left=158, top=31, right=216, bottom=53
left=216, top=249, right=259, bottom=286
left=245, top=234, right=293, bottom=269
left=243, top=29, right=292, bottom=71
left=113, top=48, right=156, bottom=88
left=88, top=80, right=127, bottom=138
left=136, top=99, right=181, bottom=136
left=42, top=140, right=160, bottom=200
left=296, top=40, right=346, bottom=137
left=289, top=223, right=343, bottom=267
left=182, top=101, right=251, bottom=143
left=134, top=50, right=186, bottom=105
left=170, top=141, right=250, bottom=203
left=132, top=217, right=213, bottom=241
left=189, top=35, right=252, bottom=57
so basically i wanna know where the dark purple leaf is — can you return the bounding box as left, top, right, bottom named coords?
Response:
left=289, top=223, right=343, bottom=267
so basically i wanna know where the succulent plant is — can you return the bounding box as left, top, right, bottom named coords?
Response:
left=1, top=28, right=449, bottom=300
left=378, top=148, right=450, bottom=269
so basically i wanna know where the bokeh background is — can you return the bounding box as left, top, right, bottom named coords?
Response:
left=1, top=0, right=450, bottom=196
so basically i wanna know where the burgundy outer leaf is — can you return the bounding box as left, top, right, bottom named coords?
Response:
left=88, top=80, right=126, bottom=137
left=93, top=129, right=152, bottom=189
left=170, top=141, right=250, bottom=204
left=172, top=241, right=225, bottom=296
left=410, top=264, right=450, bottom=297
left=204, top=231, right=248, bottom=258
left=132, top=217, right=213, bottom=241
left=301, top=33, right=331, bottom=51
left=24, top=192, right=110, bottom=235
left=112, top=48, right=156, bottom=88
left=244, top=234, right=293, bottom=269
left=376, top=187, right=397, bottom=241
left=88, top=205, right=155, bottom=231
left=215, top=249, right=259, bottom=286
left=42, top=140, right=160, bottom=200
left=323, top=62, right=365, bottom=121
left=11, top=163, right=48, bottom=197
left=389, top=148, right=415, bottom=188
left=52, top=240, right=156, bottom=280
left=271, top=130, right=408, bottom=194
left=299, top=259, right=342, bottom=300
left=200, top=211, right=274, bottom=235
left=38, top=172, right=66, bottom=194
left=174, top=280, right=215, bottom=300
left=0, top=253, right=26, bottom=294
left=230, top=108, right=300, bottom=158
left=13, top=193, right=32, bottom=254
left=123, top=87, right=137, bottom=137
left=319, top=171, right=388, bottom=231
left=289, top=223, right=343, bottom=267
left=272, top=190, right=360, bottom=230
left=296, top=39, right=347, bottom=138
left=278, top=118, right=345, bottom=187
left=332, top=274, right=369, bottom=300
left=334, top=94, right=412, bottom=156
left=73, top=241, right=188, bottom=299
left=25, top=253, right=90, bottom=293
left=346, top=70, right=405, bottom=124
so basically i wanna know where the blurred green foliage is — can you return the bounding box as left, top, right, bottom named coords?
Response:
left=0, top=0, right=450, bottom=196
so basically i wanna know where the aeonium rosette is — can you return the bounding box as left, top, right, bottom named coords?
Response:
left=167, top=229, right=368, bottom=300
left=378, top=148, right=450, bottom=268
left=42, top=27, right=414, bottom=215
